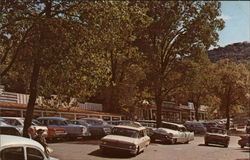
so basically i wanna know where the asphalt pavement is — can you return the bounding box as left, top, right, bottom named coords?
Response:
left=49, top=136, right=250, bottom=160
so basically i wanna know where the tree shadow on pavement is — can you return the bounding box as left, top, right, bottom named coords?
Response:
left=63, top=140, right=101, bottom=145
left=88, top=149, right=135, bottom=159
left=198, top=144, right=226, bottom=148
left=235, top=148, right=250, bottom=153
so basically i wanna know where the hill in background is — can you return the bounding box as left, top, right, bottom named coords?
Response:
left=207, top=42, right=250, bottom=63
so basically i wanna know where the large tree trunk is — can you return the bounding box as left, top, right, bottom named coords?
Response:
left=225, top=104, right=230, bottom=130
left=23, top=58, right=40, bottom=137
left=156, top=95, right=162, bottom=128
left=194, top=102, right=200, bottom=121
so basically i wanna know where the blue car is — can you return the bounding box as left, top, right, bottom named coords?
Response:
left=78, top=118, right=112, bottom=137
left=37, top=117, right=89, bottom=139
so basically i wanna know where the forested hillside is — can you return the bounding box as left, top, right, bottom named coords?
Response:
left=207, top=42, right=250, bottom=62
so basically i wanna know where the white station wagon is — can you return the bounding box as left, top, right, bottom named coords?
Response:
left=0, top=135, right=58, bottom=160
left=100, top=125, right=150, bottom=155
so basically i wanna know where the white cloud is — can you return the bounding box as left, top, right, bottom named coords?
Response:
left=218, top=14, right=231, bottom=21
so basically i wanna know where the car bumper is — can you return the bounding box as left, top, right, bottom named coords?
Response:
left=100, top=144, right=137, bottom=154
left=205, top=138, right=229, bottom=145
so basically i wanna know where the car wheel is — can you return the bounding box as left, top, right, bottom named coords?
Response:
left=205, top=141, right=208, bottom=146
left=185, top=140, right=189, bottom=144
left=224, top=143, right=228, bottom=148
left=241, top=145, right=244, bottom=148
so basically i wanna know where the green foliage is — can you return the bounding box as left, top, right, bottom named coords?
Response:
left=212, top=59, right=250, bottom=114
left=133, top=1, right=224, bottom=126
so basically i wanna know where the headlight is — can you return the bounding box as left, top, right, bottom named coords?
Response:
left=129, top=145, right=136, bottom=149
left=168, top=133, right=173, bottom=138
left=103, top=128, right=111, bottom=132
left=102, top=141, right=107, bottom=145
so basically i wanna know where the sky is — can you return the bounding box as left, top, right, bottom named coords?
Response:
left=217, top=1, right=250, bottom=47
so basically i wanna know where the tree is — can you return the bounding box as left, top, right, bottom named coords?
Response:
left=75, top=1, right=151, bottom=113
left=134, top=1, right=224, bottom=127
left=173, top=53, right=217, bottom=121
left=0, top=0, right=94, bottom=137
left=211, top=59, right=250, bottom=129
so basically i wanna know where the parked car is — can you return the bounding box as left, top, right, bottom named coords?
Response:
left=100, top=125, right=150, bottom=156
left=107, top=120, right=142, bottom=128
left=47, top=127, right=67, bottom=141
left=204, top=127, right=230, bottom=148
left=80, top=118, right=112, bottom=137
left=37, top=117, right=88, bottom=139
left=1, top=117, right=48, bottom=136
left=246, top=120, right=250, bottom=134
left=202, top=121, right=219, bottom=132
left=152, top=121, right=194, bottom=144
left=0, top=126, right=21, bottom=136
left=238, top=135, right=250, bottom=148
left=69, top=119, right=91, bottom=136
left=32, top=119, right=67, bottom=141
left=136, top=120, right=157, bottom=137
left=184, top=121, right=207, bottom=134
left=0, top=118, right=22, bottom=136
left=0, top=135, right=59, bottom=160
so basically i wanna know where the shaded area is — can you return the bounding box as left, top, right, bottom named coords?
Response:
left=63, top=139, right=101, bottom=145
left=88, top=149, right=136, bottom=159
left=198, top=144, right=226, bottom=148
left=235, top=148, right=250, bottom=153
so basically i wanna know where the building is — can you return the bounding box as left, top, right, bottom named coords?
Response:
left=0, top=90, right=122, bottom=121
left=135, top=101, right=207, bottom=123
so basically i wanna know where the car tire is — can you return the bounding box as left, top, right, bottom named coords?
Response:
left=224, top=143, right=228, bottom=148
left=241, top=145, right=244, bottom=148
left=205, top=141, right=208, bottom=146
left=185, top=140, right=189, bottom=144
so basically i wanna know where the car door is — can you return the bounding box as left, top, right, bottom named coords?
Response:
left=178, top=127, right=187, bottom=143
left=139, top=130, right=149, bottom=149
left=26, top=147, right=46, bottom=160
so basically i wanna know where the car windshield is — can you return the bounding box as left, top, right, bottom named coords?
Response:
left=210, top=129, right=226, bottom=134
left=84, top=120, right=104, bottom=126
left=162, top=123, right=179, bottom=131
left=111, top=127, right=139, bottom=138
left=32, top=120, right=42, bottom=126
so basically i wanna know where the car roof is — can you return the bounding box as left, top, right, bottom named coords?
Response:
left=80, top=118, right=104, bottom=121
left=0, top=135, right=44, bottom=151
left=37, top=117, right=68, bottom=121
left=162, top=121, right=185, bottom=128
left=2, top=117, right=24, bottom=120
left=114, top=125, right=146, bottom=131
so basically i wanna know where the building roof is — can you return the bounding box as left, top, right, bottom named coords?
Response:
left=0, top=135, right=44, bottom=151
left=0, top=102, right=122, bottom=117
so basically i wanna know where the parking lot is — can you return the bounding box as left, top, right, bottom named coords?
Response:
left=49, top=136, right=249, bottom=160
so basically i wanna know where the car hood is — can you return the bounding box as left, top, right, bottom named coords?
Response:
left=102, top=135, right=136, bottom=144
left=157, top=128, right=179, bottom=134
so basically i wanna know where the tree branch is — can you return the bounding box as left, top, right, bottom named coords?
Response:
left=0, top=25, right=34, bottom=77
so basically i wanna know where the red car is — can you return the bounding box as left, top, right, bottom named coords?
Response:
left=47, top=127, right=67, bottom=141
left=204, top=127, right=230, bottom=148
left=238, top=135, right=250, bottom=148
